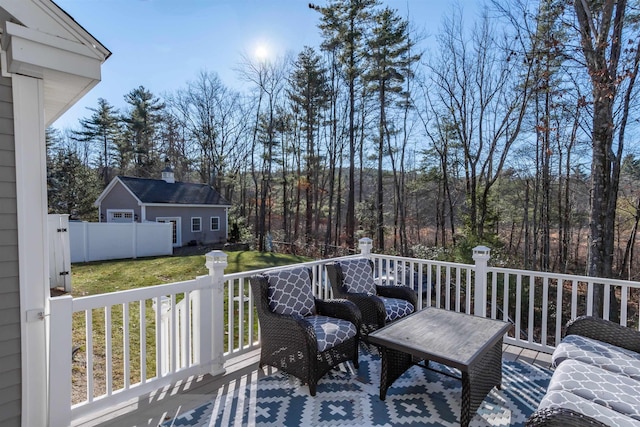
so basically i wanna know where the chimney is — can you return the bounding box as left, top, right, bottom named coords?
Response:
left=162, top=159, right=175, bottom=183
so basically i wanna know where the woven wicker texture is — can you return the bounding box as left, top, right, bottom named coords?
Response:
left=250, top=269, right=361, bottom=396
left=326, top=258, right=418, bottom=334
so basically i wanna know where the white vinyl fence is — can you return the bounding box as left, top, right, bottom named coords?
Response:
left=69, top=221, right=173, bottom=262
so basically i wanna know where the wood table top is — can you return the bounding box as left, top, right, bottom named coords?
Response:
left=367, top=307, right=512, bottom=371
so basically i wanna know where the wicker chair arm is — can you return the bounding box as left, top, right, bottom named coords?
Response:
left=325, top=292, right=384, bottom=329
left=376, top=284, right=419, bottom=309
left=526, top=407, right=609, bottom=426
left=315, top=298, right=362, bottom=329
left=565, top=315, right=640, bottom=353
left=252, top=308, right=319, bottom=358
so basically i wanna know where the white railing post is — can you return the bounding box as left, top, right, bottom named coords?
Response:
left=359, top=237, right=373, bottom=258
left=205, top=250, right=227, bottom=377
left=48, top=295, right=73, bottom=427
left=472, top=246, right=491, bottom=317
left=152, top=296, right=172, bottom=375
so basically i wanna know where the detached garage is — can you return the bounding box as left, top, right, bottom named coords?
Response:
left=95, top=167, right=231, bottom=247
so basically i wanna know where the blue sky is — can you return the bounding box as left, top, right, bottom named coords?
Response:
left=52, top=0, right=471, bottom=130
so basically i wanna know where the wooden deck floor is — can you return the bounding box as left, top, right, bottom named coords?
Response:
left=72, top=344, right=553, bottom=427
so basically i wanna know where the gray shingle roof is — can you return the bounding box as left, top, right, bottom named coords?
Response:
left=118, top=176, right=231, bottom=205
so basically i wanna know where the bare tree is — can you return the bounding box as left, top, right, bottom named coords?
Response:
left=428, top=6, right=533, bottom=241
left=237, top=54, right=289, bottom=251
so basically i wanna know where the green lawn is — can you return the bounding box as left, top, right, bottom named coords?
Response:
left=69, top=250, right=310, bottom=403
left=71, top=250, right=311, bottom=296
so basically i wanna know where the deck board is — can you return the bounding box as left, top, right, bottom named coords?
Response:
left=72, top=345, right=551, bottom=427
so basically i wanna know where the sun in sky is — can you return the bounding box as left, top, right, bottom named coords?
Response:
left=254, top=42, right=270, bottom=61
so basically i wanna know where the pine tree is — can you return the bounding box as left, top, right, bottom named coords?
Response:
left=73, top=98, right=121, bottom=187
left=47, top=147, right=101, bottom=220
left=364, top=7, right=418, bottom=251
left=288, top=46, right=330, bottom=243
left=310, top=0, right=380, bottom=249
left=122, top=86, right=165, bottom=178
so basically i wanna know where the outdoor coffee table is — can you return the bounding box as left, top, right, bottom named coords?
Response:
left=367, top=307, right=512, bottom=427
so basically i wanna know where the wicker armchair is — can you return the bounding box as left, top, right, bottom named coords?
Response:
left=250, top=266, right=361, bottom=396
left=326, top=257, right=417, bottom=335
left=527, top=316, right=640, bottom=426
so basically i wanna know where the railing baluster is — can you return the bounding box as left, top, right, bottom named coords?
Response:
left=603, top=284, right=611, bottom=321
left=515, top=274, right=522, bottom=342
left=555, top=279, right=563, bottom=347
left=86, top=310, right=94, bottom=402
left=155, top=296, right=162, bottom=378
left=491, top=272, right=497, bottom=319
left=415, top=262, right=422, bottom=310
left=139, top=299, right=147, bottom=383
left=620, top=285, right=628, bottom=327
left=502, top=273, right=509, bottom=324
left=528, top=275, right=534, bottom=344
left=445, top=265, right=451, bottom=311
left=454, top=266, right=460, bottom=312
left=541, top=277, right=548, bottom=347
left=586, top=281, right=594, bottom=316
left=239, top=278, right=245, bottom=351
left=170, top=294, right=177, bottom=373
left=123, top=302, right=130, bottom=389
left=466, top=267, right=472, bottom=315
left=571, top=279, right=578, bottom=320
left=436, top=266, right=442, bottom=309
left=105, top=307, right=113, bottom=396
left=228, top=278, right=235, bottom=353
left=184, top=291, right=191, bottom=368
left=426, top=263, right=432, bottom=308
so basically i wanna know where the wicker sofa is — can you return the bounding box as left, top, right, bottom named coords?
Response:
left=527, top=316, right=640, bottom=426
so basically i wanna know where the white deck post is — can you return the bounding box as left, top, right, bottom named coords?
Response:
left=205, top=250, right=228, bottom=377
left=359, top=237, right=373, bottom=258
left=48, top=296, right=73, bottom=427
left=472, top=246, right=491, bottom=317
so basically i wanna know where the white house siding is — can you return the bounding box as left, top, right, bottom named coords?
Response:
left=0, top=75, right=21, bottom=425
left=147, top=205, right=227, bottom=245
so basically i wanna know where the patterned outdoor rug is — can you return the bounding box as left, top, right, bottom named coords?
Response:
left=162, top=347, right=551, bottom=426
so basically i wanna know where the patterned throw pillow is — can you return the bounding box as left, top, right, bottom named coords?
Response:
left=338, top=258, right=376, bottom=295
left=265, top=266, right=315, bottom=317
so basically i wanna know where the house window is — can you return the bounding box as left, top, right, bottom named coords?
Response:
left=210, top=216, right=220, bottom=231
left=191, top=217, right=202, bottom=232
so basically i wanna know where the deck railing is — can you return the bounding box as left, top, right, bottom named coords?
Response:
left=47, top=238, right=640, bottom=426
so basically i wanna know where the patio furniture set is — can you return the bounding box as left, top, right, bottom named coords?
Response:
left=250, top=257, right=510, bottom=426
left=251, top=256, right=640, bottom=426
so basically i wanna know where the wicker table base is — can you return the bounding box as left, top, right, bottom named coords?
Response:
left=368, top=308, right=511, bottom=427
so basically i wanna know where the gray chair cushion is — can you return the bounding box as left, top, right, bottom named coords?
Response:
left=538, top=389, right=640, bottom=427
left=546, top=359, right=640, bottom=422
left=337, top=258, right=376, bottom=295
left=305, top=315, right=357, bottom=352
left=265, top=267, right=315, bottom=318
left=553, top=334, right=640, bottom=381
left=380, top=297, right=414, bottom=322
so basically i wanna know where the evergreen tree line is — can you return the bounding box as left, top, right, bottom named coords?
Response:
left=46, top=0, right=640, bottom=288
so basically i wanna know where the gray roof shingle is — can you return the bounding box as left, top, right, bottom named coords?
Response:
left=118, top=176, right=231, bottom=205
